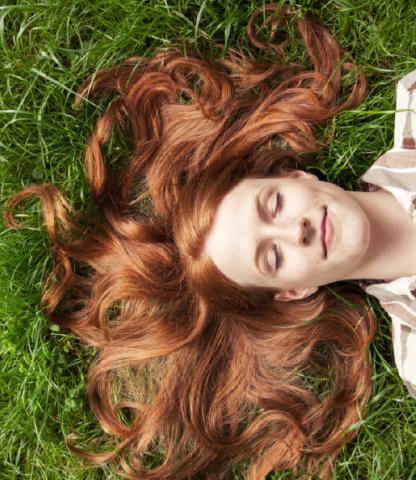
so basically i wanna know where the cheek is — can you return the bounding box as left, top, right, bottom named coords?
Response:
left=284, top=250, right=317, bottom=284
left=290, top=187, right=317, bottom=208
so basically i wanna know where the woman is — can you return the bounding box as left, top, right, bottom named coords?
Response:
left=4, top=4, right=387, bottom=480
left=202, top=69, right=416, bottom=398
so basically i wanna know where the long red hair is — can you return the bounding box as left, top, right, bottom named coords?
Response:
left=4, top=5, right=376, bottom=479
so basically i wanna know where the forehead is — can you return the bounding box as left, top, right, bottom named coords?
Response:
left=204, top=177, right=269, bottom=287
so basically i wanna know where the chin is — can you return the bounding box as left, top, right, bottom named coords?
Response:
left=342, top=211, right=371, bottom=267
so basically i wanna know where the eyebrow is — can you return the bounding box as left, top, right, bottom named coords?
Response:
left=254, top=188, right=272, bottom=276
left=254, top=239, right=270, bottom=277
left=255, top=186, right=269, bottom=223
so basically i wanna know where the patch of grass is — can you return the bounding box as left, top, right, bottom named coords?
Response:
left=2, top=0, right=416, bottom=478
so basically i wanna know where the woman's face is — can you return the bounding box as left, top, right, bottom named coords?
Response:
left=204, top=170, right=371, bottom=300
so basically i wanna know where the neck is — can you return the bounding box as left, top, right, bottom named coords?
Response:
left=345, top=189, right=416, bottom=282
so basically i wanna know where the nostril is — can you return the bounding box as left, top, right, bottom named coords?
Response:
left=301, top=219, right=309, bottom=245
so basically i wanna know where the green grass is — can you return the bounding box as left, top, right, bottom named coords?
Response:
left=1, top=0, right=416, bottom=478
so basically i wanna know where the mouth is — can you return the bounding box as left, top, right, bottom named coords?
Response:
left=320, top=206, right=333, bottom=258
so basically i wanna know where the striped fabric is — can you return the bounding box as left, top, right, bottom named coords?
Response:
left=358, top=69, right=416, bottom=399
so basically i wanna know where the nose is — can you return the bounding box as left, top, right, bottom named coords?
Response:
left=268, top=218, right=312, bottom=246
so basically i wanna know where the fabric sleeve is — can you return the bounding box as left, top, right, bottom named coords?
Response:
left=391, top=314, right=416, bottom=399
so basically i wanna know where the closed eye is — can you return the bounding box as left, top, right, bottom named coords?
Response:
left=270, top=192, right=282, bottom=218
left=269, top=244, right=282, bottom=272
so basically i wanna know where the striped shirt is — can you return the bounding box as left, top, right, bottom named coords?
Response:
left=358, top=69, right=416, bottom=398
left=359, top=151, right=416, bottom=398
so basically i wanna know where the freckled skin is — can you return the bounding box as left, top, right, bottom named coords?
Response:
left=204, top=170, right=370, bottom=300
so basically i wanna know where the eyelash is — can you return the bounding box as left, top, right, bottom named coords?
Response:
left=272, top=244, right=282, bottom=272
left=271, top=192, right=282, bottom=217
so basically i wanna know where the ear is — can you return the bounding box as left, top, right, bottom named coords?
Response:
left=273, top=287, right=318, bottom=302
left=284, top=169, right=318, bottom=181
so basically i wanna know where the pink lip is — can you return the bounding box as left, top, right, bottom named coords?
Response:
left=321, top=207, right=334, bottom=258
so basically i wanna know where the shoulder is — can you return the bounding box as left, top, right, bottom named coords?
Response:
left=359, top=68, right=416, bottom=189
left=379, top=294, right=416, bottom=400
left=362, top=277, right=416, bottom=400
